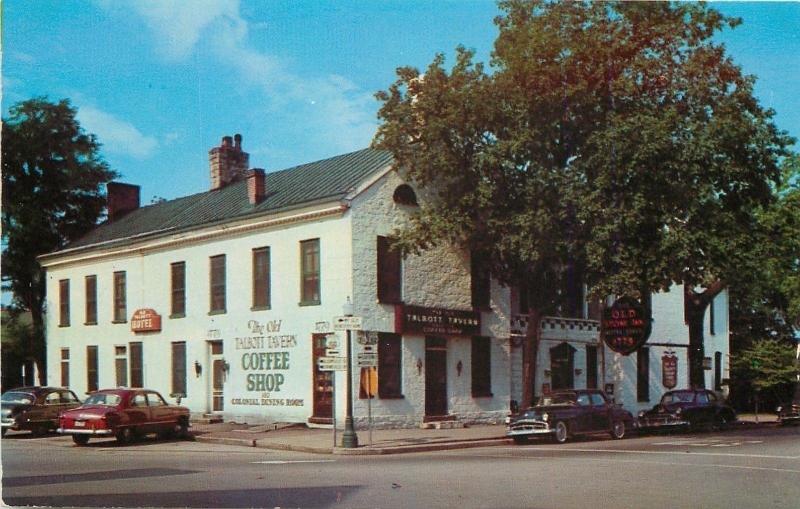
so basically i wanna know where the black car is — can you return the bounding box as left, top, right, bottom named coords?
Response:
left=638, top=388, right=736, bottom=432
left=506, top=389, right=635, bottom=444
left=776, top=383, right=800, bottom=426
left=1, top=386, right=82, bottom=437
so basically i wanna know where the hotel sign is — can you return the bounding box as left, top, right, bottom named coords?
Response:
left=131, top=308, right=162, bottom=333
left=601, top=297, right=651, bottom=355
left=396, top=305, right=480, bottom=337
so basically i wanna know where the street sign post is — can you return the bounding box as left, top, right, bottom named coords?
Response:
left=357, top=353, right=377, bottom=368
left=318, top=356, right=347, bottom=371
left=333, top=316, right=363, bottom=331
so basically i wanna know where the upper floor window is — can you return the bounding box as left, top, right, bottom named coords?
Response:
left=470, top=253, right=490, bottom=310
left=113, top=271, right=127, bottom=323
left=209, top=255, right=226, bottom=314
left=252, top=247, right=271, bottom=310
left=171, top=262, right=186, bottom=317
left=377, top=236, right=402, bottom=304
left=59, top=279, right=70, bottom=327
left=300, top=239, right=320, bottom=305
left=85, top=275, right=97, bottom=325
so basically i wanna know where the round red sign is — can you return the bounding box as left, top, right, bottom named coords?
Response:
left=601, top=296, right=652, bottom=355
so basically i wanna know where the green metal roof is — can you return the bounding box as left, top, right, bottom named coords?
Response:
left=65, top=148, right=393, bottom=251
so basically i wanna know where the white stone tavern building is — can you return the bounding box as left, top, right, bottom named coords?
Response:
left=40, top=135, right=730, bottom=427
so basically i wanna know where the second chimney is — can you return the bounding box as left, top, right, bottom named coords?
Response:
left=247, top=168, right=266, bottom=205
left=209, top=133, right=250, bottom=190
left=107, top=182, right=140, bottom=222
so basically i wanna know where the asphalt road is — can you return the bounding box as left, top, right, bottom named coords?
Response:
left=2, top=425, right=799, bottom=509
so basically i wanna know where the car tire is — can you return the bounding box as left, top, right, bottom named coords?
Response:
left=611, top=420, right=626, bottom=440
left=512, top=435, right=528, bottom=445
left=116, top=427, right=134, bottom=444
left=72, top=435, right=90, bottom=446
left=553, top=421, right=569, bottom=444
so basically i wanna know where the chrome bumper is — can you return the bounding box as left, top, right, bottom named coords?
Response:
left=506, top=420, right=553, bottom=436
left=638, top=417, right=688, bottom=428
left=57, top=427, right=114, bottom=436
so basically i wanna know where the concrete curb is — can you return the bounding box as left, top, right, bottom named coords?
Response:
left=194, top=434, right=511, bottom=455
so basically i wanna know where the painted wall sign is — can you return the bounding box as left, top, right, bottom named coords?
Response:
left=662, top=353, right=678, bottom=389
left=395, top=304, right=481, bottom=337
left=601, top=297, right=652, bottom=355
left=232, top=318, right=301, bottom=405
left=130, top=308, right=162, bottom=333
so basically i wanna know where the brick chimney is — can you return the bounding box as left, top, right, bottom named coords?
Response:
left=107, top=182, right=140, bottom=222
left=209, top=133, right=250, bottom=190
left=247, top=168, right=266, bottom=205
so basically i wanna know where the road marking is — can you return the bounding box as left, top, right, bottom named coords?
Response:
left=493, top=446, right=800, bottom=460
left=251, top=460, right=336, bottom=465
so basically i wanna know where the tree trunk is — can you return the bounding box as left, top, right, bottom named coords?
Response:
left=29, top=303, right=47, bottom=386
left=684, top=281, right=725, bottom=389
left=522, top=308, right=542, bottom=409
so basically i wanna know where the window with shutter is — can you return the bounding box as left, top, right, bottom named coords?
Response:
left=377, top=236, right=402, bottom=304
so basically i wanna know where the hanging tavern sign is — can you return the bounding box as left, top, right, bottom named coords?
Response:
left=662, top=352, right=678, bottom=389
left=601, top=296, right=651, bottom=355
left=130, top=308, right=162, bottom=333
left=396, top=305, right=481, bottom=337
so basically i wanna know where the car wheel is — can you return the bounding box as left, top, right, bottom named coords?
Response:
left=1, top=428, right=7, bottom=438
left=72, top=435, right=90, bottom=446
left=553, top=421, right=569, bottom=444
left=31, top=424, right=48, bottom=437
left=512, top=435, right=529, bottom=445
left=611, top=420, right=626, bottom=440
left=116, top=427, right=134, bottom=444
left=176, top=419, right=189, bottom=439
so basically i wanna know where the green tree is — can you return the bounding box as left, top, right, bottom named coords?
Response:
left=2, top=97, right=118, bottom=384
left=732, top=339, right=797, bottom=414
left=374, top=0, right=792, bottom=403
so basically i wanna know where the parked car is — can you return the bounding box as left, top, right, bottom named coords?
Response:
left=506, top=389, right=635, bottom=444
left=638, top=388, right=736, bottom=432
left=57, top=388, right=190, bottom=445
left=776, top=383, right=800, bottom=426
left=1, top=386, right=82, bottom=437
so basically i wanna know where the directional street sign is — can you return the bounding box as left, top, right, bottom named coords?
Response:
left=318, top=357, right=347, bottom=371
left=325, top=349, right=343, bottom=357
left=333, top=316, right=363, bottom=331
left=361, top=344, right=377, bottom=353
left=357, top=353, right=378, bottom=368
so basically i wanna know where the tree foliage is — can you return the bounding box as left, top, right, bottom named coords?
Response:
left=732, top=339, right=797, bottom=394
left=374, top=0, right=792, bottom=396
left=2, top=97, right=118, bottom=382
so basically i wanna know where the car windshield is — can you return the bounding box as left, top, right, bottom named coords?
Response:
left=661, top=391, right=695, bottom=404
left=540, top=393, right=576, bottom=406
left=1, top=392, right=35, bottom=405
left=83, top=393, right=122, bottom=406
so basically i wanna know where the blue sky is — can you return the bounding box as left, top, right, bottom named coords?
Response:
left=3, top=0, right=799, bottom=207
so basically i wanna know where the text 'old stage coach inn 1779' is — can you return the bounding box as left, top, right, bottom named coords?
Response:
left=39, top=135, right=730, bottom=428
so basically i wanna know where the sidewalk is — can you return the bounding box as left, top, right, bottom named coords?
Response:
left=192, top=413, right=778, bottom=455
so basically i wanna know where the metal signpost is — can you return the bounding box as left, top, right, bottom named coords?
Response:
left=334, top=311, right=362, bottom=448
left=357, top=344, right=378, bottom=446
left=318, top=340, right=346, bottom=450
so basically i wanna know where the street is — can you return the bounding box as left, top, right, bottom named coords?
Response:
left=2, top=425, right=799, bottom=508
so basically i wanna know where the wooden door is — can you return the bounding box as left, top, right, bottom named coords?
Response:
left=311, top=334, right=333, bottom=423
left=425, top=337, right=448, bottom=417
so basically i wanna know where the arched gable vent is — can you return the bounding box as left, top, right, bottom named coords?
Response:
left=393, top=184, right=418, bottom=206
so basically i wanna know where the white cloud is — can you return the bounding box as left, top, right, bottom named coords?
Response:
left=124, top=0, right=377, bottom=155
left=78, top=105, right=158, bottom=159
left=123, top=0, right=241, bottom=61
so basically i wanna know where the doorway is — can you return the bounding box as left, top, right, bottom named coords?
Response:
left=425, top=337, right=448, bottom=417
left=209, top=341, right=224, bottom=412
left=311, top=333, right=333, bottom=424
left=550, top=342, right=576, bottom=390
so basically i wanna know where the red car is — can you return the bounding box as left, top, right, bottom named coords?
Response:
left=57, top=388, right=190, bottom=445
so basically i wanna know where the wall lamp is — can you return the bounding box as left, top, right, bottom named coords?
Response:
left=194, top=361, right=202, bottom=378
